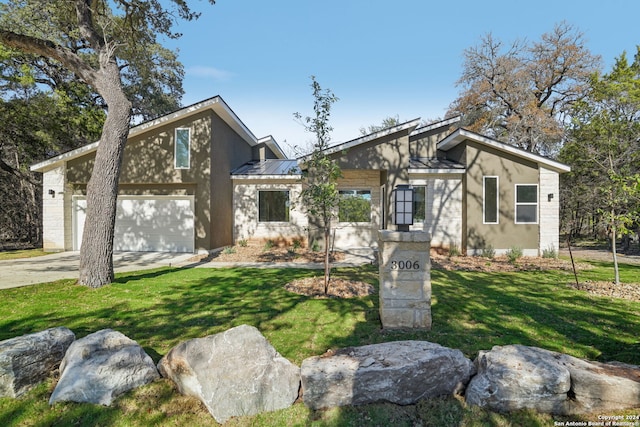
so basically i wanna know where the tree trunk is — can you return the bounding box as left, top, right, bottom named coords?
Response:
left=323, top=225, right=331, bottom=294
left=611, top=217, right=620, bottom=286
left=78, top=62, right=132, bottom=288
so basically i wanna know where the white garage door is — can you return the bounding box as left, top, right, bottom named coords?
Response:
left=73, top=196, right=195, bottom=253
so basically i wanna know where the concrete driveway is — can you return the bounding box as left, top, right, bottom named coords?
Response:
left=0, top=251, right=195, bottom=289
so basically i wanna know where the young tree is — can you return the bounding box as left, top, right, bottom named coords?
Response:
left=0, top=0, right=213, bottom=287
left=450, top=22, right=601, bottom=155
left=561, top=48, right=640, bottom=284
left=294, top=76, right=340, bottom=294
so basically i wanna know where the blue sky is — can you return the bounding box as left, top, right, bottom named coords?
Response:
left=165, top=0, right=639, bottom=155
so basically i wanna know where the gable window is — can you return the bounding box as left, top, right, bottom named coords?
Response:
left=413, top=186, right=426, bottom=222
left=483, top=176, right=499, bottom=224
left=175, top=128, right=190, bottom=169
left=515, top=184, right=538, bottom=224
left=339, top=190, right=371, bottom=222
left=259, top=190, right=290, bottom=222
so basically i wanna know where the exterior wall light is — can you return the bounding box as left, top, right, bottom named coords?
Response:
left=393, top=185, right=414, bottom=232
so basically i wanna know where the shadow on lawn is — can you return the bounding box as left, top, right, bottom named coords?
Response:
left=1, top=263, right=639, bottom=426
left=425, top=269, right=640, bottom=364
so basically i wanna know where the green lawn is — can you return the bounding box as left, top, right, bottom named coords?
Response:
left=0, top=261, right=639, bottom=426
left=0, top=248, right=47, bottom=260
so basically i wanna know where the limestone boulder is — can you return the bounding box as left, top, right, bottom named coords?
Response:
left=49, top=329, right=159, bottom=406
left=0, top=327, right=75, bottom=398
left=466, top=345, right=640, bottom=415
left=158, top=324, right=300, bottom=424
left=301, top=340, right=475, bottom=410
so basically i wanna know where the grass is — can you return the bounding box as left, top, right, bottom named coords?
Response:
left=1, top=261, right=639, bottom=426
left=0, top=248, right=48, bottom=260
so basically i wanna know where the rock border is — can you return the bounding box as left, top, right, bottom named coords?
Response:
left=2, top=326, right=639, bottom=420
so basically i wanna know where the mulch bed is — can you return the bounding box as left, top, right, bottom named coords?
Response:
left=284, top=276, right=375, bottom=299
left=567, top=281, right=640, bottom=302
left=189, top=242, right=640, bottom=301
left=430, top=253, right=593, bottom=273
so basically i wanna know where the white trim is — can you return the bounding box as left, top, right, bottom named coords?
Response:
left=515, top=184, right=539, bottom=224
left=31, top=142, right=100, bottom=172
left=438, top=129, right=571, bottom=173
left=410, top=116, right=461, bottom=136
left=257, top=135, right=287, bottom=160
left=174, top=128, right=191, bottom=169
left=483, top=176, right=499, bottom=225
left=232, top=174, right=301, bottom=180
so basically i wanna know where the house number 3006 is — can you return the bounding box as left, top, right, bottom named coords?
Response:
left=390, top=260, right=420, bottom=270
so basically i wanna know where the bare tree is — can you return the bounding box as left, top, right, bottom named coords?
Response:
left=450, top=22, right=601, bottom=155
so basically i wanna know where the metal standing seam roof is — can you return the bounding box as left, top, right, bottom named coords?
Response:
left=231, top=159, right=301, bottom=177
left=409, top=157, right=466, bottom=170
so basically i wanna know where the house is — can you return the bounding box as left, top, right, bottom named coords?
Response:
left=32, top=96, right=570, bottom=256
left=232, top=116, right=570, bottom=256
left=31, top=96, right=286, bottom=253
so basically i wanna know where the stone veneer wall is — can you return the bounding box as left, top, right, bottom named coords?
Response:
left=41, top=165, right=66, bottom=251
left=539, top=167, right=560, bottom=256
left=378, top=231, right=431, bottom=329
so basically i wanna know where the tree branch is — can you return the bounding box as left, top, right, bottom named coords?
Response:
left=0, top=30, right=97, bottom=85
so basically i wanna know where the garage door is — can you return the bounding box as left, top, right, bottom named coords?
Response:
left=73, top=196, right=195, bottom=253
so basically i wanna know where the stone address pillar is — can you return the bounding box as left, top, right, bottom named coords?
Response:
left=378, top=230, right=431, bottom=329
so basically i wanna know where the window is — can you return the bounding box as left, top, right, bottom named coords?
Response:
left=413, top=186, right=426, bottom=222
left=483, top=176, right=499, bottom=224
left=258, top=191, right=290, bottom=222
left=339, top=190, right=371, bottom=222
left=175, top=128, right=190, bottom=169
left=515, top=184, right=538, bottom=224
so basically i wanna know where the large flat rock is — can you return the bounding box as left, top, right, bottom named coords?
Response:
left=301, top=340, right=475, bottom=410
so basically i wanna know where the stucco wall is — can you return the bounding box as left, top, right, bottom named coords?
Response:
left=451, top=141, right=541, bottom=254
left=63, top=108, right=255, bottom=253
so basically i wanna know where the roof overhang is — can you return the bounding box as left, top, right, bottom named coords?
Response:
left=31, top=96, right=259, bottom=172
left=257, top=135, right=287, bottom=160
left=410, top=116, right=461, bottom=137
left=438, top=128, right=571, bottom=173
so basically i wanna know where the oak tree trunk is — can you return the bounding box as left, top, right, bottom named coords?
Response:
left=78, top=62, right=132, bottom=288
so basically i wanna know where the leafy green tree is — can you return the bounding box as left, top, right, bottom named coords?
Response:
left=0, top=0, right=212, bottom=287
left=294, top=76, right=341, bottom=294
left=450, top=22, right=601, bottom=155
left=561, top=48, right=640, bottom=284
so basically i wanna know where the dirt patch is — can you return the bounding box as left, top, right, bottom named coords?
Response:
left=285, top=276, right=375, bottom=299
